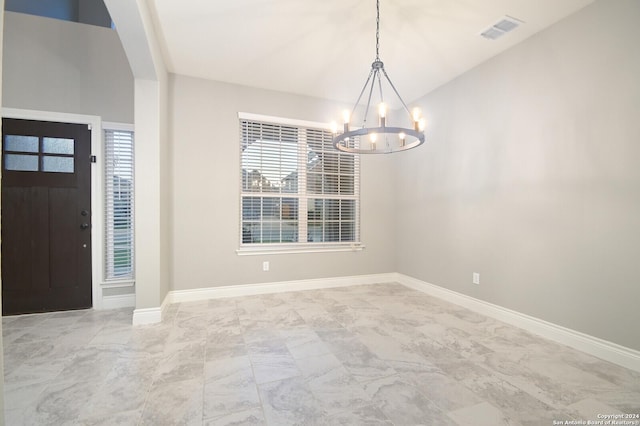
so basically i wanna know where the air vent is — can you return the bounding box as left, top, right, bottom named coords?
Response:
left=480, top=15, right=524, bottom=40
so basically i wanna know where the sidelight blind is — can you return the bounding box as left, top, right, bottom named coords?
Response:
left=240, top=114, right=360, bottom=248
left=105, top=128, right=134, bottom=280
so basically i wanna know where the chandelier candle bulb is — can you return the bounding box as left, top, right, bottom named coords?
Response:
left=379, top=103, right=387, bottom=127
left=342, top=110, right=350, bottom=132
left=378, top=103, right=386, bottom=117
left=411, top=108, right=421, bottom=131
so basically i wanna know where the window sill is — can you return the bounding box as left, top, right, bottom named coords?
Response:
left=101, top=279, right=135, bottom=288
left=236, top=243, right=365, bottom=256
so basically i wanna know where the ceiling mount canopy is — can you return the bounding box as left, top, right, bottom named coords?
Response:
left=332, top=0, right=426, bottom=154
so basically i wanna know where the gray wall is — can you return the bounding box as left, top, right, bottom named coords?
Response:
left=169, top=74, right=396, bottom=290
left=394, top=0, right=640, bottom=351
left=2, top=11, right=133, bottom=122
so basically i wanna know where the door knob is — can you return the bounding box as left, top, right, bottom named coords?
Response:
left=81, top=210, right=89, bottom=216
left=80, top=223, right=89, bottom=230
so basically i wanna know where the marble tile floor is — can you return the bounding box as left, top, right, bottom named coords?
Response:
left=2, top=282, right=639, bottom=425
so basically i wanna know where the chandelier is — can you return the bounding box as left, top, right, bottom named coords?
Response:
left=332, top=0, right=426, bottom=154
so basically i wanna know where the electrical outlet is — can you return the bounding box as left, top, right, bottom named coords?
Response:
left=262, top=261, right=270, bottom=272
left=473, top=273, right=480, bottom=285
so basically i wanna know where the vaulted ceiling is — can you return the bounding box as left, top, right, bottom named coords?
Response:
left=149, top=0, right=593, bottom=105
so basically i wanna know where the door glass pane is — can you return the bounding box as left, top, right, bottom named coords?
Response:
left=43, top=137, right=74, bottom=155
left=4, top=135, right=39, bottom=153
left=4, top=154, right=39, bottom=171
left=42, top=156, right=74, bottom=173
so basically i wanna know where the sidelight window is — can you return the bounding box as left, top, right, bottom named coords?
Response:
left=104, top=128, right=134, bottom=280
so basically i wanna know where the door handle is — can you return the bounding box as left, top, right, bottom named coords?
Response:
left=80, top=223, right=89, bottom=230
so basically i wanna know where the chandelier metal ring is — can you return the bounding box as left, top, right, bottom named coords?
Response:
left=333, top=127, right=425, bottom=154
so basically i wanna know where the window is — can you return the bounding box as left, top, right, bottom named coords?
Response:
left=104, top=128, right=134, bottom=280
left=240, top=114, right=360, bottom=251
left=3, top=134, right=75, bottom=173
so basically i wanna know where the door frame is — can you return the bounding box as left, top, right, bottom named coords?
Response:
left=3, top=108, right=104, bottom=310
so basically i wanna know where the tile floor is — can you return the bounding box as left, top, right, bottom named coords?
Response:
left=2, top=283, right=639, bottom=425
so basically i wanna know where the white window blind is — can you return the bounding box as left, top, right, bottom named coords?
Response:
left=240, top=115, right=360, bottom=248
left=105, top=129, right=134, bottom=280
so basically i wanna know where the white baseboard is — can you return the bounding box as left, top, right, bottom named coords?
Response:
left=132, top=306, right=162, bottom=325
left=101, top=294, right=136, bottom=310
left=167, top=273, right=397, bottom=304
left=395, top=273, right=640, bottom=373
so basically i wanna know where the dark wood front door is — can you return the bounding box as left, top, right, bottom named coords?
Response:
left=1, top=118, right=92, bottom=315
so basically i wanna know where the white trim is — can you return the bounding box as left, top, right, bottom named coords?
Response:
left=132, top=307, right=161, bottom=325
left=236, top=243, right=365, bottom=256
left=103, top=126, right=135, bottom=283
left=102, top=121, right=134, bottom=132
left=101, top=280, right=135, bottom=289
left=395, top=273, right=640, bottom=373
left=2, top=108, right=105, bottom=309
left=238, top=115, right=361, bottom=250
left=132, top=292, right=170, bottom=325
left=238, top=112, right=332, bottom=131
left=166, top=273, right=396, bottom=304
left=102, top=294, right=135, bottom=309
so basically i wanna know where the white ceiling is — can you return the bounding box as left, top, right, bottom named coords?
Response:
left=149, top=0, right=594, bottom=106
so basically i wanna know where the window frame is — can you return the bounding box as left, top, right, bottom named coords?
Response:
left=237, top=112, right=363, bottom=255
left=104, top=123, right=135, bottom=282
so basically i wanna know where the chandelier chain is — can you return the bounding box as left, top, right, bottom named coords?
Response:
left=375, top=0, right=380, bottom=60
